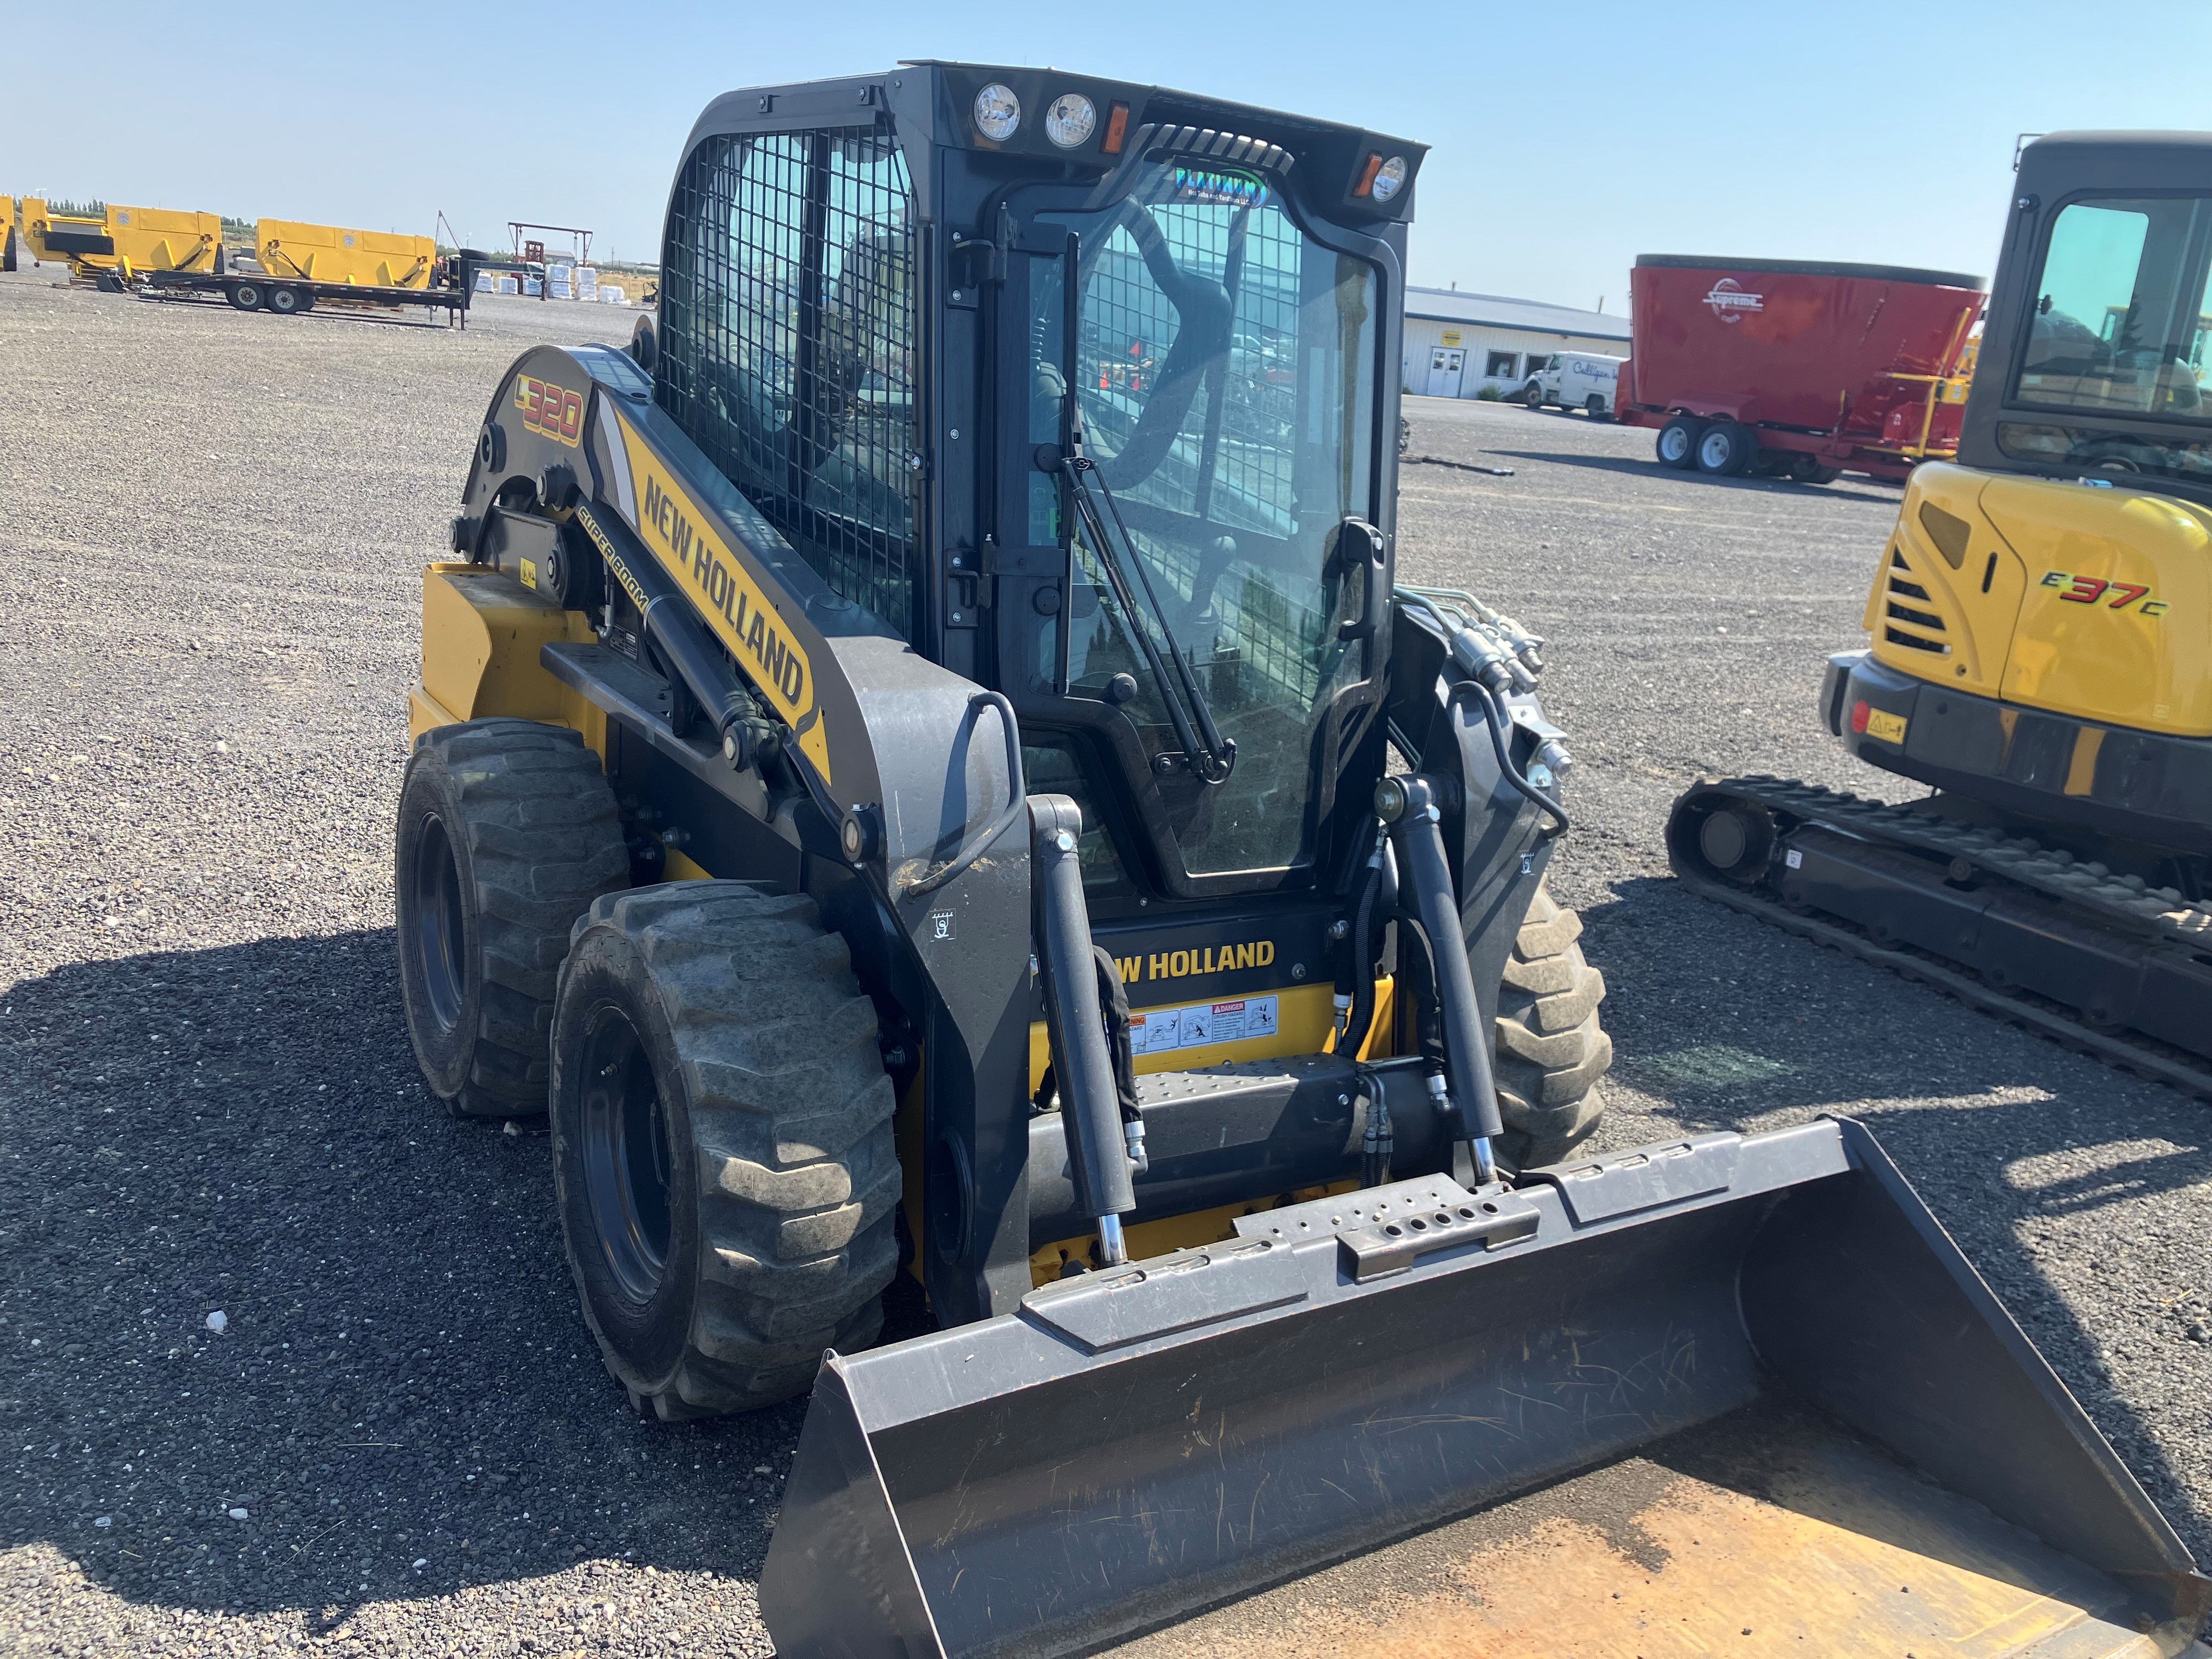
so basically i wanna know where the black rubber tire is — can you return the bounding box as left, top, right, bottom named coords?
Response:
left=1696, top=421, right=1758, bottom=476
left=1655, top=415, right=1704, bottom=468
left=396, top=719, right=629, bottom=1118
left=1522, top=382, right=1546, bottom=408
left=267, top=285, right=303, bottom=316
left=1585, top=394, right=1609, bottom=420
left=227, top=280, right=264, bottom=312
left=1494, top=882, right=1612, bottom=1168
left=550, top=883, right=900, bottom=1419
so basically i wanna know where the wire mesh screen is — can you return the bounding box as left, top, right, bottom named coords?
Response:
left=659, top=128, right=919, bottom=636
left=1078, top=208, right=1301, bottom=536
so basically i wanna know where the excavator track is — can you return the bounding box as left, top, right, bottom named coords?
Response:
left=1668, top=775, right=2212, bottom=1102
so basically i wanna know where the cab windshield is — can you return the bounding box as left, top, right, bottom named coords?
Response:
left=2001, top=194, right=2212, bottom=489
left=1027, top=161, right=1379, bottom=877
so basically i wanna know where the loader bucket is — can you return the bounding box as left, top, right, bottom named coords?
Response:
left=759, top=1119, right=2210, bottom=1659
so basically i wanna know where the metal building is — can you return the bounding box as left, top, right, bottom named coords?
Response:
left=1402, top=285, right=1630, bottom=398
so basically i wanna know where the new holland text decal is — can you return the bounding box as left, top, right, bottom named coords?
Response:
left=515, top=374, right=584, bottom=447
left=1110, top=939, right=1276, bottom=986
left=2041, top=570, right=2168, bottom=616
left=617, top=418, right=831, bottom=782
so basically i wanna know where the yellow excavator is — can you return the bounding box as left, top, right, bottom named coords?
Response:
left=1674, top=131, right=2212, bottom=1091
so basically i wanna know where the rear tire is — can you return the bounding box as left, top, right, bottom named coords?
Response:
left=1585, top=394, right=1609, bottom=420
left=1695, top=421, right=1758, bottom=476
left=267, top=285, right=304, bottom=316
left=550, top=883, right=900, bottom=1418
left=1655, top=415, right=1704, bottom=468
left=227, top=280, right=264, bottom=311
left=1494, top=883, right=1611, bottom=1167
left=396, top=719, right=630, bottom=1118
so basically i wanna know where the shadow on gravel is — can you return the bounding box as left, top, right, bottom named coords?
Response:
left=1477, top=448, right=1901, bottom=505
left=1, top=932, right=797, bottom=1627
left=1577, top=874, right=2212, bottom=1555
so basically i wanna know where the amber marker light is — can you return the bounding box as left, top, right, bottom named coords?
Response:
left=1102, top=101, right=1131, bottom=155
left=1353, top=151, right=1385, bottom=197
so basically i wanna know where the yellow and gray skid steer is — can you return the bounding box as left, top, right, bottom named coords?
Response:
left=397, top=77, right=2208, bottom=1655
left=1672, top=133, right=2212, bottom=1100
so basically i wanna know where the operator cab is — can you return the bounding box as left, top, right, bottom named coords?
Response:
left=650, top=63, right=1424, bottom=912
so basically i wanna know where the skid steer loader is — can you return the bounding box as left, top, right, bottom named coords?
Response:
left=397, top=77, right=2209, bottom=1657
left=1672, top=133, right=2212, bottom=1098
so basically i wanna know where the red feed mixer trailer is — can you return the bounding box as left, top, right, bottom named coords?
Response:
left=1617, top=255, right=1983, bottom=483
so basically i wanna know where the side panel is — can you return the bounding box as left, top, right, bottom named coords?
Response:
left=407, top=563, right=603, bottom=749
left=1861, top=461, right=2029, bottom=697
left=1982, top=475, right=2212, bottom=735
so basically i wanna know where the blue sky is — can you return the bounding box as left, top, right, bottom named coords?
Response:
left=10, top=2, right=2209, bottom=306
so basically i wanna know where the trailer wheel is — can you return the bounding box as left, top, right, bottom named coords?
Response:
left=550, top=883, right=900, bottom=1419
left=1696, top=421, right=1758, bottom=476
left=227, top=280, right=264, bottom=312
left=1494, top=882, right=1612, bottom=1167
left=396, top=719, right=631, bottom=1118
left=267, top=285, right=304, bottom=316
left=1655, top=415, right=1703, bottom=467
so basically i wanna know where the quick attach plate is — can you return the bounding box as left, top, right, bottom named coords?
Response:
left=1233, top=1175, right=1540, bottom=1283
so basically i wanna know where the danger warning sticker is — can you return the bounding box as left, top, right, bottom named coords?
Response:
left=1130, top=994, right=1280, bottom=1056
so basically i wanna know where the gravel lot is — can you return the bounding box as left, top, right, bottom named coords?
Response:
left=0, top=273, right=2204, bottom=1657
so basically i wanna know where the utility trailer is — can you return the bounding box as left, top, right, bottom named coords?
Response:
left=1618, top=253, right=1983, bottom=483
left=138, top=258, right=475, bottom=323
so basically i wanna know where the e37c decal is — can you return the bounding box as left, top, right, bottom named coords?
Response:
left=514, top=374, right=583, bottom=448
left=2041, top=571, right=2168, bottom=617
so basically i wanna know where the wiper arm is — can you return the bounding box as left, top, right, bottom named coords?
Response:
left=1062, top=455, right=1236, bottom=785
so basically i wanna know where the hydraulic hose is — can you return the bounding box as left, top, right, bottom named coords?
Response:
left=1339, top=836, right=1387, bottom=1059
left=1458, top=678, right=1570, bottom=839
left=1387, top=775, right=1506, bottom=1155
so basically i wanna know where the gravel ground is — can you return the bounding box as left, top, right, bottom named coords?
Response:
left=0, top=273, right=2203, bottom=1657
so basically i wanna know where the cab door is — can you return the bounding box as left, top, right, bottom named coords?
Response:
left=985, top=171, right=1397, bottom=905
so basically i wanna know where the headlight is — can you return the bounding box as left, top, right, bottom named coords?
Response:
left=1370, top=156, right=1408, bottom=203
left=974, top=83, right=1022, bottom=143
left=1044, top=92, right=1097, bottom=149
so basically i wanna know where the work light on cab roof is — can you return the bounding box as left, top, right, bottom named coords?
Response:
left=973, top=81, right=1020, bottom=140
left=1044, top=91, right=1096, bottom=148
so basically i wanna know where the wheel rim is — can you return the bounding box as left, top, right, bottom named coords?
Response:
left=578, top=1005, right=673, bottom=1305
left=409, top=812, right=468, bottom=1031
left=1660, top=426, right=1689, bottom=462
left=1699, top=429, right=1733, bottom=469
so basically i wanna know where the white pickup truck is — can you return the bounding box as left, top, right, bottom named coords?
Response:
left=1521, top=352, right=1624, bottom=417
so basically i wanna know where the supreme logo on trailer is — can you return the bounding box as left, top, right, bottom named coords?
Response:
left=1705, top=278, right=1764, bottom=323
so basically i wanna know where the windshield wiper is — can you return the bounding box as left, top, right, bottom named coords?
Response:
left=1062, top=454, right=1237, bottom=786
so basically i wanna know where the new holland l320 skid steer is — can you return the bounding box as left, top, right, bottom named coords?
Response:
left=1673, top=133, right=2212, bottom=1101
left=395, top=78, right=2208, bottom=1656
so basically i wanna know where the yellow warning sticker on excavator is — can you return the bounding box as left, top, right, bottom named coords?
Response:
left=619, top=427, right=831, bottom=783
left=1864, top=708, right=1908, bottom=744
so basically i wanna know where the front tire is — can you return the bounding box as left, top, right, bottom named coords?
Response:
left=227, top=280, right=264, bottom=311
left=551, top=883, right=900, bottom=1419
left=396, top=719, right=630, bottom=1118
left=1522, top=382, right=1546, bottom=408
left=1494, top=882, right=1611, bottom=1167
